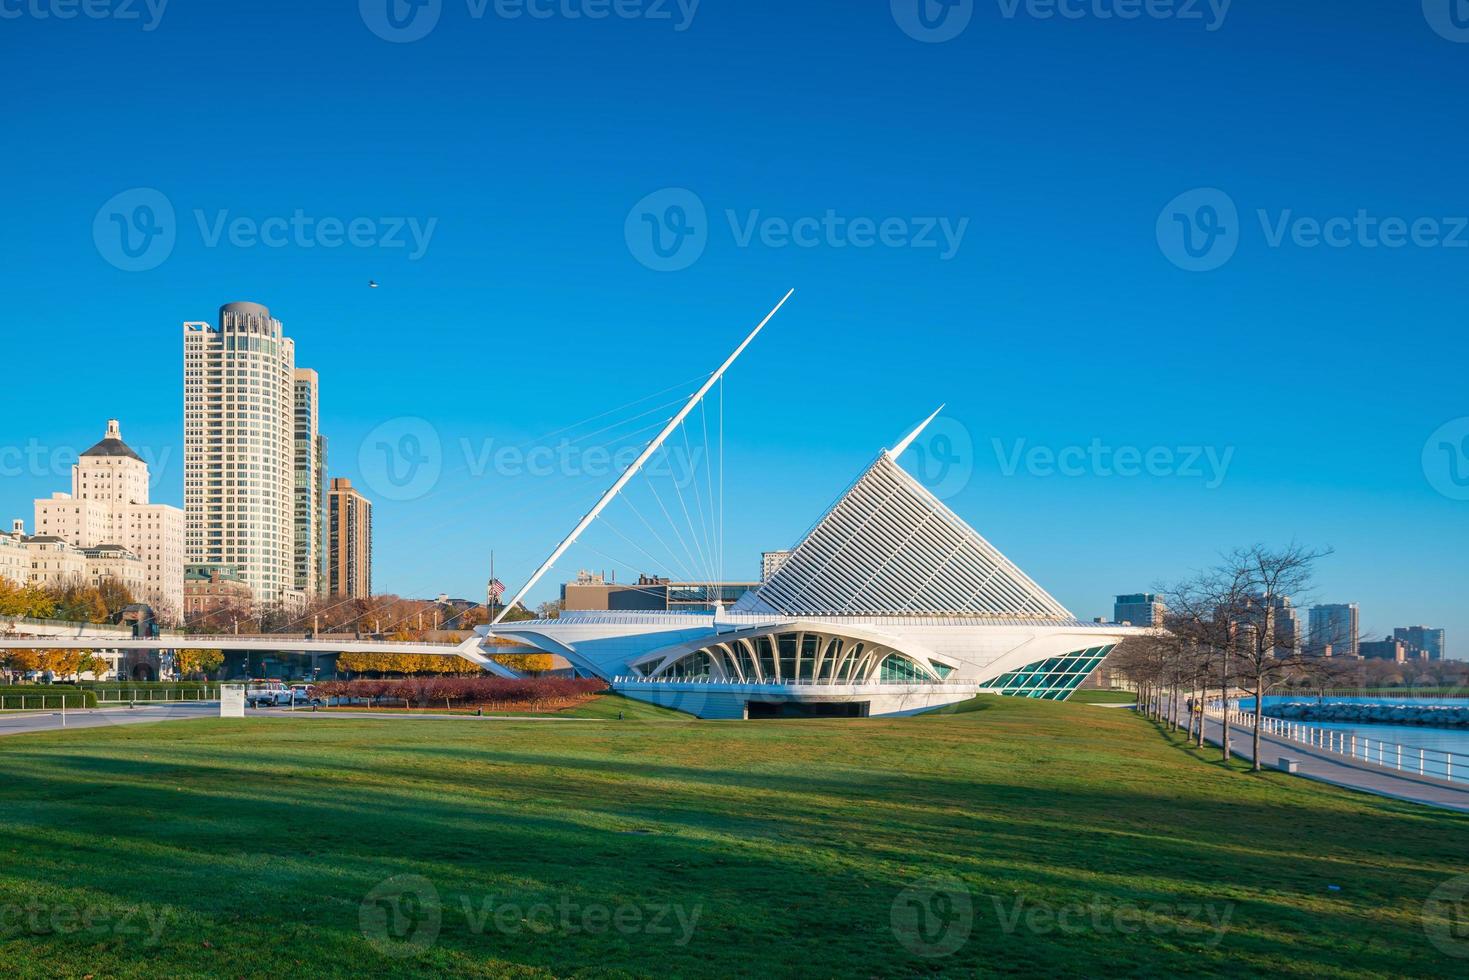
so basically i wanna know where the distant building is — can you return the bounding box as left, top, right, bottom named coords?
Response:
left=81, top=544, right=147, bottom=598
left=327, top=478, right=373, bottom=599
left=185, top=303, right=308, bottom=610
left=1243, top=594, right=1302, bottom=654
left=1113, top=593, right=1164, bottom=627
left=1360, top=637, right=1412, bottom=663
left=0, top=521, right=30, bottom=586
left=1309, top=603, right=1359, bottom=658
left=32, top=420, right=185, bottom=622
left=1, top=523, right=145, bottom=600
left=183, top=563, right=253, bottom=619
left=562, top=571, right=759, bottom=613
left=1394, top=626, right=1446, bottom=662
left=293, top=369, right=327, bottom=598
left=762, top=550, right=793, bottom=582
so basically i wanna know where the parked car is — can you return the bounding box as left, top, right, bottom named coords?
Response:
left=289, top=684, right=324, bottom=706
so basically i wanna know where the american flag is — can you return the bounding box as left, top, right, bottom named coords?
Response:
left=487, top=578, right=506, bottom=600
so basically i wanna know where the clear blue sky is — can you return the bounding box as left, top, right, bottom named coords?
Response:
left=2, top=2, right=1465, bottom=655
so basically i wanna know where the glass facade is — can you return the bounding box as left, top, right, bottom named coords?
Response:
left=879, top=653, right=929, bottom=682
left=651, top=631, right=953, bottom=684
left=987, top=645, right=1115, bottom=701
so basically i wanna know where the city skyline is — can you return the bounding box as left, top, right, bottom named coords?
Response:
left=3, top=4, right=1466, bottom=655
left=0, top=322, right=1456, bottom=658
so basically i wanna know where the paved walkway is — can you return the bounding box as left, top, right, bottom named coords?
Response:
left=0, top=703, right=602, bottom=738
left=0, top=703, right=217, bottom=737
left=1172, top=706, right=1469, bottom=813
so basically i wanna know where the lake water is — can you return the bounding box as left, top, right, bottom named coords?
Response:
left=1236, top=695, right=1469, bottom=781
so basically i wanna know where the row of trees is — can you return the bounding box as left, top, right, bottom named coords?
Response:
left=0, top=577, right=136, bottom=625
left=1, top=578, right=141, bottom=681
left=0, top=649, right=110, bottom=682
left=335, top=651, right=555, bottom=676
left=1110, top=544, right=1335, bottom=772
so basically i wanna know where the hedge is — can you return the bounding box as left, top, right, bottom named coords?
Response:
left=314, top=677, right=606, bottom=708
left=0, top=686, right=97, bottom=708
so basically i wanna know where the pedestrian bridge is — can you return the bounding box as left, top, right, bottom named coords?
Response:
left=0, top=631, right=537, bottom=679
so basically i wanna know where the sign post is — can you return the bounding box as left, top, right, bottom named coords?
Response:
left=220, top=683, right=245, bottom=718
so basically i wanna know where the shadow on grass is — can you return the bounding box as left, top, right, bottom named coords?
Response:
left=0, top=714, right=1463, bottom=978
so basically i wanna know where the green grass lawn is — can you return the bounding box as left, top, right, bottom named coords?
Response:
left=1066, top=689, right=1137, bottom=705
left=0, top=697, right=1463, bottom=978
left=314, top=694, right=690, bottom=721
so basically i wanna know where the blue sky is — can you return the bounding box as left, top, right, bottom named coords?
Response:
left=2, top=2, right=1466, bottom=655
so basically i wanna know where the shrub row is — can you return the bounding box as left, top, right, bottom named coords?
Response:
left=0, top=685, right=98, bottom=708
left=313, top=676, right=606, bottom=708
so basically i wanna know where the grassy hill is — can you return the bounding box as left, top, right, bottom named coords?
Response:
left=0, top=696, right=1461, bottom=977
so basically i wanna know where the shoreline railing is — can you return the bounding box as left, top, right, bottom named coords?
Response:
left=1259, top=688, right=1469, bottom=701
left=1207, top=703, right=1465, bottom=785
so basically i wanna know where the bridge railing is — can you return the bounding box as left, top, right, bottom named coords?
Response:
left=611, top=675, right=979, bottom=689
left=1, top=616, right=132, bottom=634
left=0, top=633, right=465, bottom=649
left=169, top=634, right=463, bottom=647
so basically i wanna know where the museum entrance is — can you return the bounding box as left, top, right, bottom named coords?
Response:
left=745, top=700, right=869, bottom=719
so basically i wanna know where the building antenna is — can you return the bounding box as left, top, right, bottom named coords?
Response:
left=491, top=289, right=795, bottom=626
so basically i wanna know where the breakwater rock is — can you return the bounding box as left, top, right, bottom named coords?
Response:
left=1265, top=701, right=1469, bottom=729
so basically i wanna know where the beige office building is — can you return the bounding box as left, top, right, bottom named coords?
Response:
left=327, top=478, right=372, bottom=599
left=0, top=525, right=144, bottom=601
left=0, top=524, right=28, bottom=586
left=32, top=420, right=184, bottom=622
left=184, top=303, right=307, bottom=611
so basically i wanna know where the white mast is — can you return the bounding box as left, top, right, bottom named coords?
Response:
left=491, top=289, right=795, bottom=625
left=889, top=404, right=946, bottom=458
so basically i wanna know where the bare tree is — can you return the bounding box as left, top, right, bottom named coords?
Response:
left=1163, top=564, right=1252, bottom=762
left=1225, top=544, right=1331, bottom=772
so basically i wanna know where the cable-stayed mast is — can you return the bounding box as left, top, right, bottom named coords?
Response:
left=491, top=289, right=795, bottom=625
